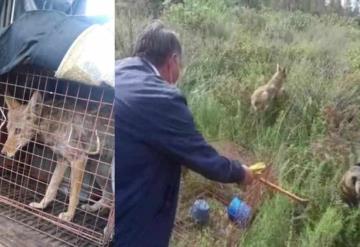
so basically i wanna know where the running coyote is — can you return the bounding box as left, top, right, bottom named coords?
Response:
left=251, top=64, right=286, bottom=112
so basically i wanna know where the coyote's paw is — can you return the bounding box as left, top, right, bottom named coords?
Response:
left=104, top=226, right=114, bottom=239
left=81, top=203, right=102, bottom=212
left=58, top=211, right=74, bottom=222
left=29, top=201, right=47, bottom=209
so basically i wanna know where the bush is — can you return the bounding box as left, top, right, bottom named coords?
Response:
left=164, top=0, right=232, bottom=38
left=302, top=207, right=343, bottom=247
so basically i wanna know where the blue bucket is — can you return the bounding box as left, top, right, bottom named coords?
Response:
left=227, top=197, right=252, bottom=227
left=190, top=199, right=210, bottom=225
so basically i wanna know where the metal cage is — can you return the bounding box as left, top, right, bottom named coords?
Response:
left=0, top=67, right=114, bottom=247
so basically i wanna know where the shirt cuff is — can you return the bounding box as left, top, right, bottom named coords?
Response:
left=228, top=160, right=246, bottom=183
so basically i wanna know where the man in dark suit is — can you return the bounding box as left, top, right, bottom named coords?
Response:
left=115, top=21, right=254, bottom=247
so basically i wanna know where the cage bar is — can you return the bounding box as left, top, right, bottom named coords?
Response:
left=0, top=68, right=114, bottom=246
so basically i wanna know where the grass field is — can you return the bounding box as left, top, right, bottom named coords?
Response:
left=116, top=1, right=360, bottom=246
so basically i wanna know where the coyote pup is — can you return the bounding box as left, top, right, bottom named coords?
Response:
left=251, top=64, right=286, bottom=112
left=340, top=164, right=360, bottom=207
left=1, top=91, right=114, bottom=222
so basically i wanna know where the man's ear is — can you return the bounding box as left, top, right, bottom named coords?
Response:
left=170, top=53, right=178, bottom=65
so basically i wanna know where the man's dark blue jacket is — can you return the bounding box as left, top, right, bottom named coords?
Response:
left=114, top=57, right=246, bottom=247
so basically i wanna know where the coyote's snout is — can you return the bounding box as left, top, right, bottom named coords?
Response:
left=1, top=94, right=37, bottom=157
left=1, top=91, right=114, bottom=224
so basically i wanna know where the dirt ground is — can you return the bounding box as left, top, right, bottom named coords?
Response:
left=171, top=140, right=276, bottom=246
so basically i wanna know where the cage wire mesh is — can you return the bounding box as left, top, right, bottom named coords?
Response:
left=0, top=67, right=114, bottom=247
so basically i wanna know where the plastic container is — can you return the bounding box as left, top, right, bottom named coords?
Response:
left=190, top=199, right=210, bottom=225
left=227, top=197, right=252, bottom=227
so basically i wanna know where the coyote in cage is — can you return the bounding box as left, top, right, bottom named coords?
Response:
left=1, top=91, right=114, bottom=223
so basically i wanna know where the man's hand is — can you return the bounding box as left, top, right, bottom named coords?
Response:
left=240, top=165, right=255, bottom=186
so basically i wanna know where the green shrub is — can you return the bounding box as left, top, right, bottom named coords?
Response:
left=301, top=207, right=343, bottom=247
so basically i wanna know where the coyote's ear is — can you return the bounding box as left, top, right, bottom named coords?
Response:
left=4, top=95, right=20, bottom=110
left=277, top=64, right=280, bottom=72
left=28, top=91, right=43, bottom=112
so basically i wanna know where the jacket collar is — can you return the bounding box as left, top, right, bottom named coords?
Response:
left=144, top=59, right=160, bottom=77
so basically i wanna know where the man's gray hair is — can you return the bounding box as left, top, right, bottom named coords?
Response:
left=133, top=20, right=182, bottom=67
